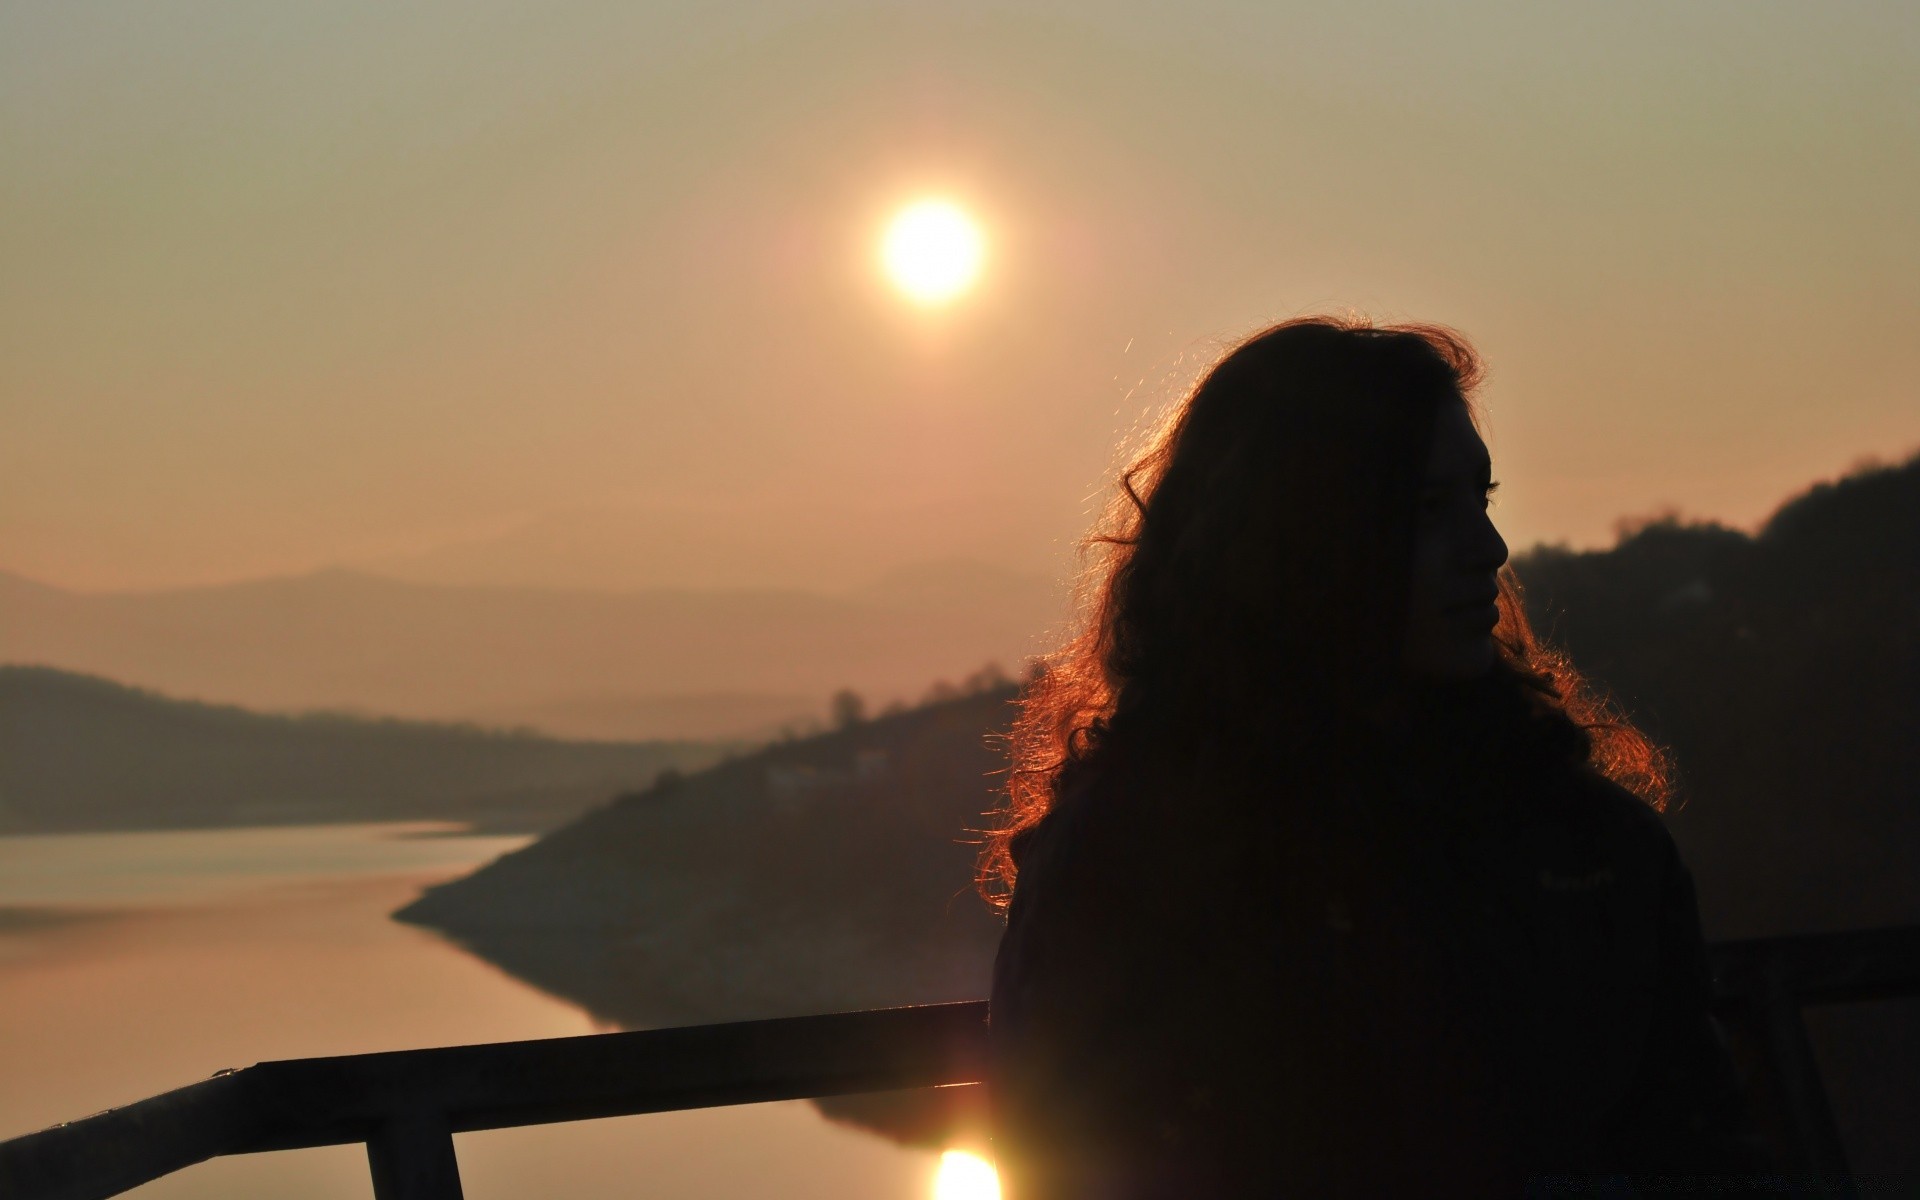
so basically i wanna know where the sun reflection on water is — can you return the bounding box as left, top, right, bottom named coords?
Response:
left=932, top=1149, right=1001, bottom=1200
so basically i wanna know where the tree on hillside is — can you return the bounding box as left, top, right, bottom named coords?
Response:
left=830, top=688, right=867, bottom=730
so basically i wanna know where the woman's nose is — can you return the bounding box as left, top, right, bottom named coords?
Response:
left=1467, top=509, right=1509, bottom=572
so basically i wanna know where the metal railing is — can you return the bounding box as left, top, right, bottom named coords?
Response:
left=3, top=925, right=1916, bottom=1200
left=1705, top=923, right=1920, bottom=1182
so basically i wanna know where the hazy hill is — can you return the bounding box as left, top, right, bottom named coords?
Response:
left=0, top=666, right=719, bottom=834
left=0, top=561, right=1059, bottom=741
left=356, top=498, right=1067, bottom=601
left=397, top=685, right=1014, bottom=1028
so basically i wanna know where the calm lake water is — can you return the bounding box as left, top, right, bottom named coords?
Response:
left=0, top=823, right=946, bottom=1199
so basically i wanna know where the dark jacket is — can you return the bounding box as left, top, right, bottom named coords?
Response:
left=988, top=751, right=1770, bottom=1198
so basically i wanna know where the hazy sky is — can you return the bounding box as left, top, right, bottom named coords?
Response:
left=5, top=1, right=1916, bottom=593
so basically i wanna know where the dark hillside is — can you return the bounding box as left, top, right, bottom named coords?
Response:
left=0, top=666, right=719, bottom=833
left=397, top=685, right=1014, bottom=1029
left=1515, top=452, right=1920, bottom=941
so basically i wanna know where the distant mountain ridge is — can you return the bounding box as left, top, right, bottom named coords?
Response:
left=0, top=666, right=719, bottom=834
left=0, top=560, right=1061, bottom=740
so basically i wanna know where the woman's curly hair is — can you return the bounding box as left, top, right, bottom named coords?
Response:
left=979, top=315, right=1670, bottom=907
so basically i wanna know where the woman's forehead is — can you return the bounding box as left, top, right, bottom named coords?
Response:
left=1425, top=401, right=1492, bottom=479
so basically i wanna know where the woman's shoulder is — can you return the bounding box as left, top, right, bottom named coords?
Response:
left=1006, top=765, right=1152, bottom=914
left=1550, top=768, right=1646, bottom=821
left=992, top=766, right=1168, bottom=1023
left=1547, top=771, right=1690, bottom=892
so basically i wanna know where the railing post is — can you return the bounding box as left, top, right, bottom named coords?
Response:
left=1757, top=953, right=1853, bottom=1184
left=366, top=1110, right=463, bottom=1200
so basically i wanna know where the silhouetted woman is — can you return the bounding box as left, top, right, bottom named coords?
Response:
left=983, top=318, right=1768, bottom=1197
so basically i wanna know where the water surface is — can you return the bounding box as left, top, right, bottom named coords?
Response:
left=0, top=824, right=937, bottom=1198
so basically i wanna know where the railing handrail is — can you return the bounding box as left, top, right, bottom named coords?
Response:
left=1709, top=923, right=1920, bottom=1006
left=5, top=923, right=1919, bottom=1200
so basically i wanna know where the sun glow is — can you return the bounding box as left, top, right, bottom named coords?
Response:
left=881, top=199, right=985, bottom=305
left=932, top=1149, right=1002, bottom=1200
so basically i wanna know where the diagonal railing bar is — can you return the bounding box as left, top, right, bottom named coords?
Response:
left=3, top=925, right=1917, bottom=1200
left=0, top=1002, right=991, bottom=1200
left=0, top=1073, right=271, bottom=1200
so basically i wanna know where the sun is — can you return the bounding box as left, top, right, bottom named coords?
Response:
left=932, top=1149, right=1001, bottom=1200
left=881, top=199, right=985, bottom=305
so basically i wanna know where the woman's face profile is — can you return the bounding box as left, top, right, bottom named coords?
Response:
left=1403, top=398, right=1510, bottom=680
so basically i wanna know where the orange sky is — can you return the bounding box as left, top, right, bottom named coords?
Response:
left=3, top=2, right=1915, bottom=594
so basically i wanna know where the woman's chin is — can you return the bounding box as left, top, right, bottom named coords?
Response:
left=1408, top=636, right=1497, bottom=682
